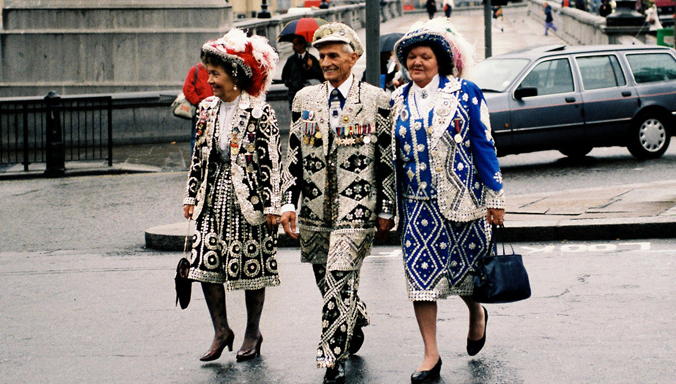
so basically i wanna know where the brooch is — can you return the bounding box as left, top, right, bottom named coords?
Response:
left=401, top=109, right=409, bottom=122
left=252, top=107, right=263, bottom=119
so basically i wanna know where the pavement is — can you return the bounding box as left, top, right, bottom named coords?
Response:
left=4, top=6, right=676, bottom=248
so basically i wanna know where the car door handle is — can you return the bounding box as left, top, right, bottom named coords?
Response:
left=565, top=97, right=576, bottom=103
left=622, top=91, right=632, bottom=97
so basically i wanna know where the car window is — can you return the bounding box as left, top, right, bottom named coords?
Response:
left=517, top=58, right=574, bottom=96
left=576, top=55, right=627, bottom=90
left=626, top=52, right=676, bottom=83
left=473, top=58, right=530, bottom=92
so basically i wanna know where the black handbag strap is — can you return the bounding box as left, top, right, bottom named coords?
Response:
left=488, top=224, right=515, bottom=257
left=193, top=65, right=199, bottom=85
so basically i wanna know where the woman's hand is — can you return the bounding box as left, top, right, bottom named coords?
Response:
left=280, top=211, right=299, bottom=240
left=487, top=208, right=505, bottom=226
left=183, top=204, right=195, bottom=220
left=266, top=214, right=281, bottom=232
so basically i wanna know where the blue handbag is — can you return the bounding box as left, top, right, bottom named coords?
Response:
left=472, top=225, right=531, bottom=304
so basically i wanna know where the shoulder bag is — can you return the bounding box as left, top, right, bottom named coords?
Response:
left=472, top=224, right=531, bottom=304
left=171, top=65, right=199, bottom=120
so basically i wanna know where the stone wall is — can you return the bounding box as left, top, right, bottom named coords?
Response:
left=0, top=0, right=233, bottom=97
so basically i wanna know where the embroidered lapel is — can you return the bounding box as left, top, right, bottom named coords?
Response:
left=429, top=76, right=461, bottom=150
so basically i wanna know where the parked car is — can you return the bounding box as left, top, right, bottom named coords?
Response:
left=473, top=44, right=676, bottom=159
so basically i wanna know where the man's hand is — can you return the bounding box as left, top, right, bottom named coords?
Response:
left=183, top=204, right=194, bottom=219
left=266, top=214, right=280, bottom=232
left=280, top=211, right=299, bottom=240
left=376, top=217, right=395, bottom=239
left=486, top=208, right=505, bottom=226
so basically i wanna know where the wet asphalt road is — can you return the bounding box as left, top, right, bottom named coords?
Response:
left=1, top=237, right=675, bottom=383
left=1, top=134, right=675, bottom=384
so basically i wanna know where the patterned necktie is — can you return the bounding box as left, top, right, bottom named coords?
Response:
left=330, top=88, right=345, bottom=110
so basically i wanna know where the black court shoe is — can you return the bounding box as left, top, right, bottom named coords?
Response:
left=410, top=357, right=442, bottom=383
left=323, top=362, right=346, bottom=384
left=467, top=306, right=488, bottom=356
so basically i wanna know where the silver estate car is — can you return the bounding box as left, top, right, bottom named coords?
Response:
left=474, top=44, right=676, bottom=159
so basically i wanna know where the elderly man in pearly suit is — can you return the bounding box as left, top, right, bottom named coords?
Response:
left=279, top=22, right=396, bottom=384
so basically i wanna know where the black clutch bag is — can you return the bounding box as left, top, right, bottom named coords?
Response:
left=174, top=222, right=193, bottom=310
left=472, top=225, right=531, bottom=304
left=175, top=257, right=192, bottom=309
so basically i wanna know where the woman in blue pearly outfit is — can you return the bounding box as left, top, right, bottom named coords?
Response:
left=390, top=18, right=505, bottom=383
left=182, top=29, right=281, bottom=363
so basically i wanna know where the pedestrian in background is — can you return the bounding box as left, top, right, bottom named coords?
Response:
left=182, top=28, right=282, bottom=363
left=599, top=0, right=613, bottom=16
left=182, top=50, right=213, bottom=157
left=280, top=22, right=396, bottom=384
left=544, top=1, right=558, bottom=35
left=391, top=17, right=505, bottom=383
left=443, top=0, right=454, bottom=17
left=426, top=0, right=438, bottom=19
left=281, top=35, right=324, bottom=110
left=576, top=0, right=587, bottom=11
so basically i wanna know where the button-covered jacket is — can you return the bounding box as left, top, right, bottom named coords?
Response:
left=391, top=76, right=504, bottom=222
left=183, top=93, right=282, bottom=225
left=281, top=80, right=396, bottom=230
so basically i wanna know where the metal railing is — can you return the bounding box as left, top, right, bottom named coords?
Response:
left=0, top=92, right=113, bottom=173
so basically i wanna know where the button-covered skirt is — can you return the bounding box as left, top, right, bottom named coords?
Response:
left=400, top=198, right=491, bottom=301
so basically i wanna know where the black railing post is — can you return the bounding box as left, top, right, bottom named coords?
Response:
left=44, top=91, right=66, bottom=177
left=22, top=104, right=30, bottom=171
left=107, top=98, right=113, bottom=167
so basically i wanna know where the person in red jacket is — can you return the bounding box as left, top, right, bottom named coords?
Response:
left=183, top=50, right=213, bottom=156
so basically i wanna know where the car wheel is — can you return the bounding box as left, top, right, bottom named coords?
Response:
left=627, top=114, right=670, bottom=160
left=559, top=145, right=593, bottom=158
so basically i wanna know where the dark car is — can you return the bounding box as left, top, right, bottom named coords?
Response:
left=474, top=44, right=676, bottom=159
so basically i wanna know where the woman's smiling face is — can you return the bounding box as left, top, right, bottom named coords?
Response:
left=406, top=45, right=439, bottom=88
left=206, top=63, right=240, bottom=102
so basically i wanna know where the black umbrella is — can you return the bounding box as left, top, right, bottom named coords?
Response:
left=380, top=32, right=404, bottom=53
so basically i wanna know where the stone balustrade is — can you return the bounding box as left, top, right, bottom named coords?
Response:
left=235, top=0, right=402, bottom=50
left=526, top=0, right=650, bottom=45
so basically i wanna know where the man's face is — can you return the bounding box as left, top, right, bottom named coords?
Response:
left=292, top=37, right=306, bottom=55
left=318, top=43, right=358, bottom=88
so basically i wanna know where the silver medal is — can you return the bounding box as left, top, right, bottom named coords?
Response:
left=454, top=133, right=463, bottom=143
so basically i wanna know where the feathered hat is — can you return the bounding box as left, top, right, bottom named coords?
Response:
left=202, top=29, right=279, bottom=97
left=393, top=18, right=475, bottom=79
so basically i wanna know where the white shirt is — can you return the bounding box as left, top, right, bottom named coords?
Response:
left=217, top=96, right=240, bottom=152
left=410, top=74, right=439, bottom=119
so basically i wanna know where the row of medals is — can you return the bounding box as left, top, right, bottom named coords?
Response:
left=302, top=117, right=377, bottom=147
left=229, top=124, right=256, bottom=173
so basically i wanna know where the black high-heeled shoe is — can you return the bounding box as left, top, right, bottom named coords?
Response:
left=467, top=306, right=488, bottom=356
left=323, top=361, right=346, bottom=384
left=199, top=330, right=234, bottom=362
left=236, top=334, right=263, bottom=362
left=410, top=357, right=442, bottom=383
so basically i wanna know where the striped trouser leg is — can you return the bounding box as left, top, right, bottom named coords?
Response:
left=312, top=264, right=369, bottom=368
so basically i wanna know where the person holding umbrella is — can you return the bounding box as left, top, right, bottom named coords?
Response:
left=279, top=18, right=327, bottom=110
left=281, top=35, right=324, bottom=110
